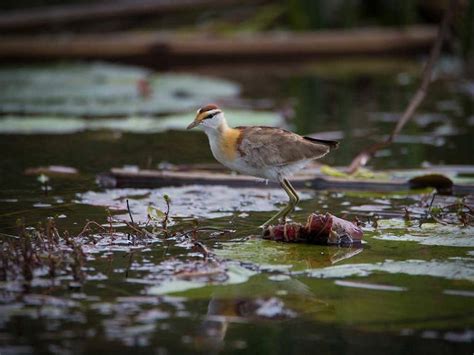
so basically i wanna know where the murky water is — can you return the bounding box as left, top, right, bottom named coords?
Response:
left=1, top=60, right=473, bottom=354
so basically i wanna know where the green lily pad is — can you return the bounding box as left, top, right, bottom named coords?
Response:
left=215, top=238, right=364, bottom=271
left=146, top=264, right=256, bottom=296
left=0, top=62, right=240, bottom=117
left=0, top=110, right=280, bottom=134
left=374, top=219, right=474, bottom=247
left=305, top=258, right=474, bottom=281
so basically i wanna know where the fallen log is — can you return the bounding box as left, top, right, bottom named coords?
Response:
left=0, top=26, right=437, bottom=65
left=0, top=0, right=255, bottom=32
left=97, top=167, right=474, bottom=194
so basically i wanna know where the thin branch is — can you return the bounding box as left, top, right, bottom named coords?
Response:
left=0, top=232, right=20, bottom=239
left=76, top=220, right=107, bottom=239
left=126, top=199, right=135, bottom=225
left=192, top=241, right=211, bottom=259
left=347, top=0, right=459, bottom=174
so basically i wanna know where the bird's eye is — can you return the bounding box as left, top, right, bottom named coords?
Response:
left=205, top=113, right=216, bottom=119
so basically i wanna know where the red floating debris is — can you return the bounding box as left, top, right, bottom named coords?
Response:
left=137, top=78, right=152, bottom=99
left=263, top=213, right=363, bottom=245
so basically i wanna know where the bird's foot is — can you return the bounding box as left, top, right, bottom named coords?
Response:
left=260, top=214, right=279, bottom=229
left=261, top=218, right=287, bottom=228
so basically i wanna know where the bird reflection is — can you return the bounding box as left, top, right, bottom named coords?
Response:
left=192, top=244, right=363, bottom=351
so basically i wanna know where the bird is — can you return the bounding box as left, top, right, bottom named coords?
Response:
left=187, top=104, right=339, bottom=227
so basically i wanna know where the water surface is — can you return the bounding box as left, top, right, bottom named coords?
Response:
left=0, top=60, right=473, bottom=354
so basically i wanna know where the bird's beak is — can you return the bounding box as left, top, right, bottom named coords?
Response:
left=186, top=120, right=199, bottom=130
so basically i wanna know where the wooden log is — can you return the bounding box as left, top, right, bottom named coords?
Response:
left=97, top=167, right=474, bottom=194
left=0, top=26, right=437, bottom=64
left=167, top=26, right=436, bottom=57
left=0, top=0, right=254, bottom=31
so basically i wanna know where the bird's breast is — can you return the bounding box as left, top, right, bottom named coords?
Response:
left=209, top=127, right=243, bottom=163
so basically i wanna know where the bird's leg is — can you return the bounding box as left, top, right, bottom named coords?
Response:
left=280, top=179, right=299, bottom=223
left=261, top=179, right=297, bottom=228
left=286, top=180, right=300, bottom=207
left=284, top=179, right=299, bottom=204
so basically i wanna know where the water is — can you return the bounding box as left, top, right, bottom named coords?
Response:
left=0, top=59, right=473, bottom=354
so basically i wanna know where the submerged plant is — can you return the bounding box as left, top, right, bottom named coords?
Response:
left=0, top=218, right=89, bottom=291
left=0, top=220, right=45, bottom=290
left=0, top=193, right=231, bottom=295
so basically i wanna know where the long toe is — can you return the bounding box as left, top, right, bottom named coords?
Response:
left=260, top=221, right=273, bottom=229
left=260, top=214, right=280, bottom=228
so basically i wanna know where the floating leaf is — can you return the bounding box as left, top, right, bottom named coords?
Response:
left=0, top=63, right=240, bottom=117
left=147, top=205, right=165, bottom=221
left=374, top=219, right=474, bottom=247
left=320, top=165, right=349, bottom=178
left=0, top=110, right=281, bottom=135
left=320, top=165, right=386, bottom=180
left=263, top=212, right=363, bottom=245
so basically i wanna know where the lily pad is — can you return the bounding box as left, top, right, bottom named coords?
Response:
left=305, top=258, right=474, bottom=282
left=374, top=219, right=474, bottom=247
left=0, top=110, right=280, bottom=134
left=214, top=239, right=364, bottom=271
left=0, top=63, right=240, bottom=117
left=146, top=264, right=256, bottom=296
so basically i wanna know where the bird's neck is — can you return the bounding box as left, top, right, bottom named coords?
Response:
left=203, top=118, right=241, bottom=161
left=202, top=116, right=231, bottom=138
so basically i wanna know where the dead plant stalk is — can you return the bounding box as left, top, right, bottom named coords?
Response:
left=347, top=0, right=459, bottom=174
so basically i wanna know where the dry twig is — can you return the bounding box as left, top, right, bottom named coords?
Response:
left=347, top=0, right=459, bottom=174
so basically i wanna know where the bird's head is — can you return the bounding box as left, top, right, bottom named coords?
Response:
left=187, top=104, right=224, bottom=131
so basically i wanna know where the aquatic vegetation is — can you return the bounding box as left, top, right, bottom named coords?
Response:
left=0, top=63, right=240, bottom=117
left=373, top=220, right=474, bottom=247
left=78, top=185, right=312, bottom=221
left=0, top=211, right=230, bottom=294
left=263, top=212, right=363, bottom=244
left=305, top=258, right=474, bottom=281
left=0, top=110, right=281, bottom=134
left=1, top=57, right=473, bottom=353
left=0, top=218, right=86, bottom=290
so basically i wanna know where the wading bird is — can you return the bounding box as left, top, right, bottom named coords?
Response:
left=187, top=104, right=338, bottom=227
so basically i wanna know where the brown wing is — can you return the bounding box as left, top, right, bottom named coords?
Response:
left=237, top=126, right=335, bottom=168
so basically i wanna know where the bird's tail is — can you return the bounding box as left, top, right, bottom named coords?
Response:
left=303, top=136, right=339, bottom=149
